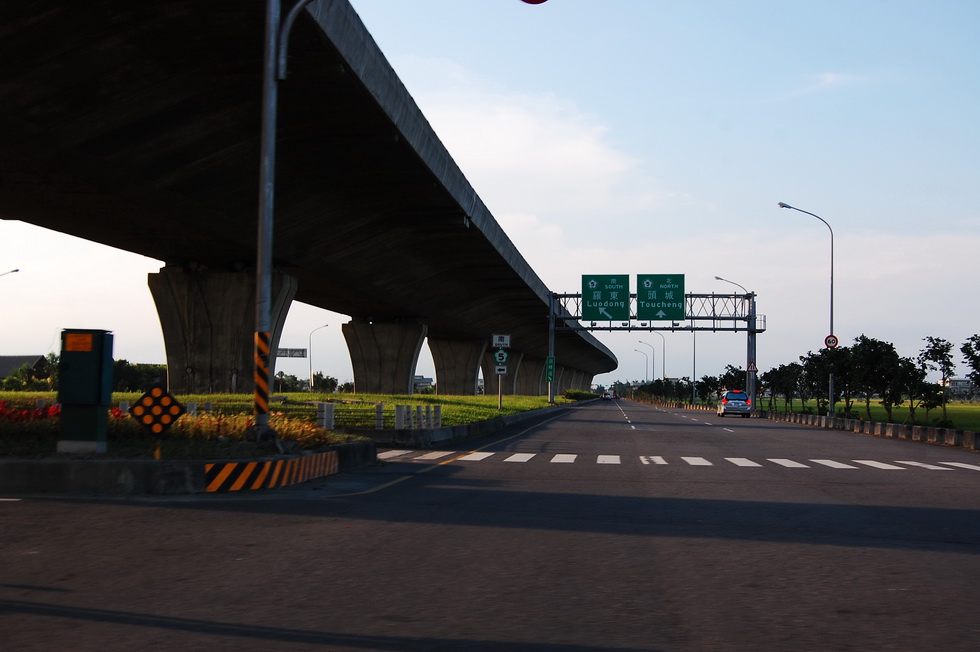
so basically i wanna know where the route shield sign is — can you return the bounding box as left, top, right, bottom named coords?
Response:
left=581, top=275, right=630, bottom=321
left=636, top=274, right=685, bottom=321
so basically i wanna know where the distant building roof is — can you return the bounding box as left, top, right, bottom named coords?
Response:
left=0, top=355, right=46, bottom=379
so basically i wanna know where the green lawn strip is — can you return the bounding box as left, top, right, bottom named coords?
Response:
left=759, top=398, right=980, bottom=432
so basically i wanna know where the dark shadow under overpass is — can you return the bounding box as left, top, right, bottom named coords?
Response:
left=0, top=0, right=616, bottom=394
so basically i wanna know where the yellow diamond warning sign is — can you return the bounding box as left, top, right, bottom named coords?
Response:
left=129, top=384, right=186, bottom=435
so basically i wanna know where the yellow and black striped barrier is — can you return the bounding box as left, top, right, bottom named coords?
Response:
left=205, top=450, right=339, bottom=493
left=253, top=331, right=271, bottom=418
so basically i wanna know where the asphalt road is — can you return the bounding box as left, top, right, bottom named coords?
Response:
left=3, top=399, right=980, bottom=651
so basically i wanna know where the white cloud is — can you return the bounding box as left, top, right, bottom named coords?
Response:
left=397, top=55, right=665, bottom=223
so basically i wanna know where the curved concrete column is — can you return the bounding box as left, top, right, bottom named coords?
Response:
left=553, top=365, right=568, bottom=394
left=513, top=356, right=545, bottom=396
left=428, top=338, right=486, bottom=395
left=504, top=350, right=524, bottom=395
left=343, top=320, right=427, bottom=395
left=479, top=349, right=525, bottom=396
left=148, top=266, right=296, bottom=394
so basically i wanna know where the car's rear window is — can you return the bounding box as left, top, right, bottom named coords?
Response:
left=725, top=392, right=746, bottom=400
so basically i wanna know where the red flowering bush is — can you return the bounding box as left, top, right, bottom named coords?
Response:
left=0, top=400, right=61, bottom=421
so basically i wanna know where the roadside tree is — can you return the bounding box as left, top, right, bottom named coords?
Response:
left=918, top=336, right=955, bottom=423
left=850, top=335, right=900, bottom=420
left=961, top=334, right=980, bottom=387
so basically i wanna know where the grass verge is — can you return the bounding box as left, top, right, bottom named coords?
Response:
left=0, top=392, right=581, bottom=459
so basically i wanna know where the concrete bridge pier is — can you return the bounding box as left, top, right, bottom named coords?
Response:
left=512, top=357, right=546, bottom=396
left=343, top=320, right=427, bottom=395
left=148, top=265, right=297, bottom=394
left=480, top=349, right=525, bottom=396
left=554, top=366, right=591, bottom=394
left=428, top=338, right=486, bottom=395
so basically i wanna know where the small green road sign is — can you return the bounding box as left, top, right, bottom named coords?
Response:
left=636, top=274, right=685, bottom=320
left=494, top=348, right=509, bottom=364
left=546, top=356, right=555, bottom=382
left=582, top=274, right=630, bottom=321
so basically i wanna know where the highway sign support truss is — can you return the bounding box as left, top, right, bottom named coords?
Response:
left=546, top=291, right=766, bottom=408
left=552, top=293, right=767, bottom=333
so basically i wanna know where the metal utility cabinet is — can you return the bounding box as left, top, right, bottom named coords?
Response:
left=57, top=329, right=114, bottom=454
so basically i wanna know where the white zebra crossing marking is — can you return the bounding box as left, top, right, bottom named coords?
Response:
left=379, top=450, right=980, bottom=474
left=459, top=452, right=494, bottom=461
left=939, top=462, right=980, bottom=471
left=726, top=457, right=763, bottom=467
left=810, top=459, right=858, bottom=469
left=853, top=460, right=905, bottom=470
left=551, top=454, right=577, bottom=463
left=768, top=459, right=810, bottom=468
left=681, top=456, right=712, bottom=466
left=895, top=461, right=953, bottom=470
left=378, top=449, right=412, bottom=460
left=415, top=451, right=454, bottom=461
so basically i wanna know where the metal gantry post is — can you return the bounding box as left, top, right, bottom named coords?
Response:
left=747, top=292, right=758, bottom=407
left=548, top=292, right=556, bottom=404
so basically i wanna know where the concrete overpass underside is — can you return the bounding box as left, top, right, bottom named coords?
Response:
left=0, top=0, right=617, bottom=394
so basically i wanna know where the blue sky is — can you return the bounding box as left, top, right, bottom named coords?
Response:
left=2, top=0, right=978, bottom=387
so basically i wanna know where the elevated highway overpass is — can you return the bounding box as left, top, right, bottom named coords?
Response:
left=0, top=0, right=617, bottom=394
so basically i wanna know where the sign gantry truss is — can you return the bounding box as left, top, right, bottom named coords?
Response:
left=552, top=293, right=767, bottom=333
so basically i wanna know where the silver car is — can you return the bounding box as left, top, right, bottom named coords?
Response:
left=717, top=390, right=752, bottom=417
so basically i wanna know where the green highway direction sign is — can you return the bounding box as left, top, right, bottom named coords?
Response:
left=636, top=274, right=685, bottom=321
left=581, top=274, right=630, bottom=321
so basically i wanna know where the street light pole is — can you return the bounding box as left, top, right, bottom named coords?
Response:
left=651, top=331, right=666, bottom=378
left=253, top=0, right=318, bottom=439
left=0, top=269, right=19, bottom=277
left=779, top=202, right=835, bottom=417
left=715, top=276, right=757, bottom=407
left=638, top=340, right=655, bottom=382
left=308, top=323, right=329, bottom=392
left=634, top=349, right=648, bottom=383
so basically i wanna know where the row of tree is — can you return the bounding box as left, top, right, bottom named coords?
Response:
left=615, top=334, right=980, bottom=428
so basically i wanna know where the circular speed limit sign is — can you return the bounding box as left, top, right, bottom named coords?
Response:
left=825, top=334, right=839, bottom=349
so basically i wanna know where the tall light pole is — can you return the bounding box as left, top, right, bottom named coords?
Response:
left=638, top=341, right=655, bottom=382
left=715, top=275, right=757, bottom=408
left=252, top=0, right=320, bottom=439
left=308, top=323, right=329, bottom=392
left=649, top=332, right=666, bottom=378
left=779, top=202, right=835, bottom=417
left=634, top=349, right=648, bottom=383
left=0, top=269, right=19, bottom=277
